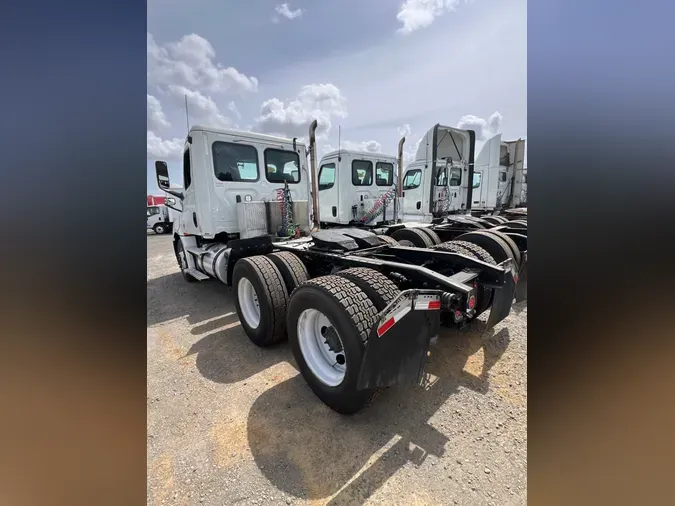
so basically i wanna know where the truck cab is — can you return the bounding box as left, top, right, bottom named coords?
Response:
left=147, top=205, right=171, bottom=234
left=470, top=136, right=526, bottom=213
left=400, top=124, right=475, bottom=223
left=317, top=150, right=398, bottom=226
left=168, top=125, right=310, bottom=240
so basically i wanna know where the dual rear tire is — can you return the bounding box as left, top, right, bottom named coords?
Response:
left=232, top=253, right=400, bottom=414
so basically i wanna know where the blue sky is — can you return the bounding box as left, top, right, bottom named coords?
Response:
left=147, top=0, right=526, bottom=193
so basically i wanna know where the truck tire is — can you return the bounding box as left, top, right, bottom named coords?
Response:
left=377, top=235, right=399, bottom=246
left=481, top=229, right=522, bottom=267
left=448, top=241, right=496, bottom=265
left=174, top=239, right=196, bottom=282
left=456, top=231, right=515, bottom=266
left=417, top=227, right=442, bottom=246
left=337, top=268, right=400, bottom=311
left=267, top=251, right=309, bottom=295
left=232, top=256, right=289, bottom=347
left=153, top=223, right=166, bottom=235
left=391, top=228, right=434, bottom=248
left=287, top=275, right=378, bottom=414
left=480, top=216, right=503, bottom=226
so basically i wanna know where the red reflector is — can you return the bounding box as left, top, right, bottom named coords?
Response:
left=428, top=300, right=441, bottom=310
left=468, top=296, right=476, bottom=310
left=377, top=317, right=396, bottom=337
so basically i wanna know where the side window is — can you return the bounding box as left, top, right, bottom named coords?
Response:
left=402, top=169, right=421, bottom=190
left=352, top=160, right=373, bottom=186
left=435, top=167, right=447, bottom=186
left=449, top=167, right=461, bottom=186
left=318, top=163, right=336, bottom=190
left=183, top=148, right=192, bottom=189
left=499, top=171, right=507, bottom=182
left=376, top=162, right=393, bottom=186
left=472, top=172, right=482, bottom=189
left=264, top=148, right=301, bottom=184
left=212, top=141, right=259, bottom=182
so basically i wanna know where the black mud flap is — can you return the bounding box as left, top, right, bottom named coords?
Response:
left=486, top=263, right=517, bottom=328
left=515, top=251, right=528, bottom=303
left=357, top=291, right=441, bottom=390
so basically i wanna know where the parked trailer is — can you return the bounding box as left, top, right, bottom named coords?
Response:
left=153, top=121, right=525, bottom=414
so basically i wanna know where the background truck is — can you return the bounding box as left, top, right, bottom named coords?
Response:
left=470, top=135, right=527, bottom=214
left=147, top=204, right=172, bottom=234
left=153, top=120, right=525, bottom=414
left=317, top=149, right=398, bottom=227
left=312, top=125, right=528, bottom=288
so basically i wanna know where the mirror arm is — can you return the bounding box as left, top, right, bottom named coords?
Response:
left=164, top=189, right=184, bottom=200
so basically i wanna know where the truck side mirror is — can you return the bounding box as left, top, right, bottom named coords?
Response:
left=155, top=161, right=170, bottom=191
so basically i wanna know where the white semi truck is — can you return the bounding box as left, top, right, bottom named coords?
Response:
left=154, top=121, right=525, bottom=414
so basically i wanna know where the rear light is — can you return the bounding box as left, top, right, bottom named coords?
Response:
left=468, top=295, right=476, bottom=310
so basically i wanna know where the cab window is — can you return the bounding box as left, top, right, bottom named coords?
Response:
left=352, top=160, right=373, bottom=186
left=318, top=163, right=336, bottom=190
left=472, top=173, right=482, bottom=189
left=402, top=169, right=421, bottom=190
left=212, top=141, right=259, bottom=182
left=376, top=162, right=393, bottom=186
left=264, top=148, right=301, bottom=184
left=449, top=167, right=461, bottom=186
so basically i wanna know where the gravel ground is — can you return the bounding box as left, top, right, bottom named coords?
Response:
left=147, top=233, right=527, bottom=506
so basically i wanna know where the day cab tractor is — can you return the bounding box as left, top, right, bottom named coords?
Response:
left=154, top=120, right=526, bottom=414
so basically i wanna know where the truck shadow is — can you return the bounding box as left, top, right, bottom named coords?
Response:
left=186, top=328, right=291, bottom=385
left=245, top=324, right=510, bottom=503
left=147, top=273, right=235, bottom=328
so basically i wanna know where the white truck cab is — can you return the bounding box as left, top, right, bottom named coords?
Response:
left=167, top=125, right=310, bottom=240
left=317, top=150, right=398, bottom=226
left=400, top=124, right=475, bottom=223
left=470, top=135, right=526, bottom=213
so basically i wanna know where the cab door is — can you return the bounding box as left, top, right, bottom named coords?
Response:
left=401, top=166, right=425, bottom=221
left=317, top=157, right=338, bottom=224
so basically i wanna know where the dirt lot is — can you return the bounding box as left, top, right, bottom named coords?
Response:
left=147, top=233, right=527, bottom=506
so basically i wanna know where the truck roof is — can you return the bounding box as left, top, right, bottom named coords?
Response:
left=189, top=125, right=307, bottom=147
left=322, top=150, right=396, bottom=161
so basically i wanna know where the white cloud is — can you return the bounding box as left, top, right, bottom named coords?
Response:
left=397, top=0, right=468, bottom=34
left=256, top=83, right=347, bottom=139
left=168, top=85, right=230, bottom=128
left=324, top=140, right=383, bottom=154
left=457, top=111, right=502, bottom=140
left=228, top=101, right=242, bottom=120
left=147, top=33, right=259, bottom=94
left=147, top=131, right=184, bottom=159
left=398, top=123, right=412, bottom=139
left=147, top=94, right=170, bottom=131
left=275, top=3, right=303, bottom=21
